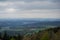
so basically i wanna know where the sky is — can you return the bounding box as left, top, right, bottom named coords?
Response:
left=0, top=0, right=60, bottom=19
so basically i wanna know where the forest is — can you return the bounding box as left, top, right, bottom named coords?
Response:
left=0, top=27, right=60, bottom=40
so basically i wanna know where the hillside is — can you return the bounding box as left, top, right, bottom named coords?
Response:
left=23, top=27, right=60, bottom=40
left=0, top=26, right=60, bottom=40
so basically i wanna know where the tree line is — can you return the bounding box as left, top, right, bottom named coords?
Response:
left=0, top=31, right=23, bottom=40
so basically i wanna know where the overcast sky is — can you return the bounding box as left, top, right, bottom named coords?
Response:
left=0, top=0, right=60, bottom=19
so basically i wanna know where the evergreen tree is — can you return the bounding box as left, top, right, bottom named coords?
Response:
left=0, top=33, right=1, bottom=38
left=2, top=31, right=9, bottom=40
left=10, top=37, right=15, bottom=40
left=16, top=34, right=23, bottom=40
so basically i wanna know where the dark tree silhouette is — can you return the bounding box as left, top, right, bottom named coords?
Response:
left=2, top=31, right=9, bottom=40
left=16, top=34, right=23, bottom=40
left=0, top=33, right=1, bottom=37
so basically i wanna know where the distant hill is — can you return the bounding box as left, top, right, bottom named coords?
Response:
left=0, top=19, right=60, bottom=29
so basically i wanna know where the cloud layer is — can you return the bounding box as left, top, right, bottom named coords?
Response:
left=0, top=0, right=60, bottom=19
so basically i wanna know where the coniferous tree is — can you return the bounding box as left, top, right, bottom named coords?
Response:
left=2, top=31, right=9, bottom=40
left=0, top=33, right=1, bottom=38
left=10, top=36, right=16, bottom=40
left=17, top=34, right=23, bottom=40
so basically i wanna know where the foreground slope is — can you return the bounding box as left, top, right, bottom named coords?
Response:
left=23, top=27, right=60, bottom=40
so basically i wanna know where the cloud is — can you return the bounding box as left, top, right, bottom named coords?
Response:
left=0, top=1, right=60, bottom=11
left=0, top=9, right=60, bottom=18
left=51, top=0, right=60, bottom=3
left=5, top=8, right=16, bottom=13
left=0, top=0, right=60, bottom=3
left=0, top=0, right=47, bottom=2
left=0, top=0, right=6, bottom=1
left=0, top=0, right=60, bottom=18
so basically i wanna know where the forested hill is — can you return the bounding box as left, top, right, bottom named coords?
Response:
left=23, top=27, right=60, bottom=40
left=0, top=26, right=60, bottom=40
